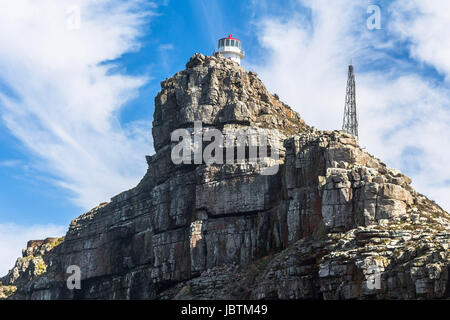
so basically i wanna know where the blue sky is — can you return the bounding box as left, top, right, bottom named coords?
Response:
left=1, top=0, right=450, bottom=275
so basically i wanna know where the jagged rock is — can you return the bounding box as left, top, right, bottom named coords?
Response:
left=0, top=237, right=64, bottom=298
left=0, top=285, right=16, bottom=299
left=153, top=53, right=307, bottom=151
left=2, top=54, right=449, bottom=300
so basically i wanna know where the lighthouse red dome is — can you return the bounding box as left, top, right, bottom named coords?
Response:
left=218, top=34, right=242, bottom=50
left=225, top=34, right=241, bottom=42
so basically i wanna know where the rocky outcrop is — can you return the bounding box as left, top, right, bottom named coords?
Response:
left=1, top=53, right=449, bottom=300
left=0, top=237, right=64, bottom=298
left=158, top=129, right=450, bottom=300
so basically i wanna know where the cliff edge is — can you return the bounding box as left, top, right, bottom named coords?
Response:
left=1, top=53, right=449, bottom=300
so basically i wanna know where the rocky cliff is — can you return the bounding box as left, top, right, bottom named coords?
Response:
left=1, top=53, right=449, bottom=300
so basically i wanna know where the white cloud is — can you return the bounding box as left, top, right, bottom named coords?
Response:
left=158, top=43, right=174, bottom=51
left=390, top=1, right=450, bottom=82
left=0, top=1, right=154, bottom=209
left=251, top=0, right=450, bottom=211
left=197, top=0, right=226, bottom=47
left=0, top=160, right=22, bottom=168
left=0, top=223, right=67, bottom=277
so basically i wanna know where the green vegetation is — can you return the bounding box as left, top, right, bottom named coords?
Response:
left=4, top=286, right=16, bottom=296
left=52, top=236, right=65, bottom=248
left=0, top=285, right=17, bottom=299
left=36, top=260, right=46, bottom=274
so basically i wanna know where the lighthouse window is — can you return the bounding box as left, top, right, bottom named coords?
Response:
left=231, top=40, right=235, bottom=47
left=225, top=39, right=230, bottom=46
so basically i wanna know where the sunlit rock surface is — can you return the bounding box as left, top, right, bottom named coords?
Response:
left=2, top=54, right=449, bottom=300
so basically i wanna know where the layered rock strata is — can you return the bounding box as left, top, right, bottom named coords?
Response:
left=1, top=53, right=449, bottom=300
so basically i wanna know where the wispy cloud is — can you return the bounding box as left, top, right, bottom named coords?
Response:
left=158, top=43, right=174, bottom=51
left=196, top=0, right=225, bottom=47
left=390, top=1, right=450, bottom=82
left=0, top=1, right=155, bottom=209
left=251, top=0, right=450, bottom=211
left=0, top=160, right=22, bottom=168
left=0, top=223, right=67, bottom=277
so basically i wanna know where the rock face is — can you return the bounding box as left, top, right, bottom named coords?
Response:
left=1, top=53, right=449, bottom=300
left=0, top=237, right=63, bottom=299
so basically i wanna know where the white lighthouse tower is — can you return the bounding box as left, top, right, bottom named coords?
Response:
left=216, top=34, right=245, bottom=65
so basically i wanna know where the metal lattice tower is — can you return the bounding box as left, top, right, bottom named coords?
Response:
left=342, top=65, right=358, bottom=139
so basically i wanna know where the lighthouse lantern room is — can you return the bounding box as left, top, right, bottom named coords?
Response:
left=216, top=34, right=245, bottom=65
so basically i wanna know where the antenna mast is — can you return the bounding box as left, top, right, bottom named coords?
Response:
left=342, top=65, right=358, bottom=139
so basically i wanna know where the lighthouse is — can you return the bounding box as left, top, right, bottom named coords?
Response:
left=216, top=34, right=245, bottom=65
